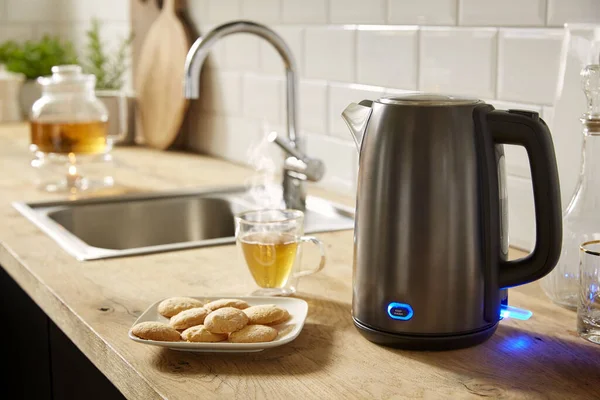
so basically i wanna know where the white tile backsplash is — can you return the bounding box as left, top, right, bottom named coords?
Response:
left=243, top=73, right=284, bottom=126
left=7, top=0, right=595, bottom=251
left=507, top=175, right=536, bottom=251
left=329, top=0, right=386, bottom=25
left=356, top=26, right=418, bottom=89
left=420, top=27, right=497, bottom=98
left=305, top=27, right=356, bottom=82
left=388, top=0, right=458, bottom=25
left=328, top=83, right=384, bottom=138
left=305, top=133, right=358, bottom=194
left=207, top=0, right=242, bottom=24
left=459, top=0, right=546, bottom=26
left=497, top=29, right=563, bottom=105
left=260, top=26, right=304, bottom=75
left=241, top=0, right=281, bottom=24
left=547, top=0, right=600, bottom=26
left=281, top=0, right=328, bottom=24
left=224, top=33, right=262, bottom=72
left=299, top=79, right=328, bottom=134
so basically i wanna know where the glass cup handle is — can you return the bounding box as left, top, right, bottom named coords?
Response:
left=293, top=236, right=326, bottom=278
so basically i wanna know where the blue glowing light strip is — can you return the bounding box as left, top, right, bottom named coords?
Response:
left=500, top=304, right=533, bottom=321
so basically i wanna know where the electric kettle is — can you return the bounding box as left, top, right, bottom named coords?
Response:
left=341, top=94, right=562, bottom=350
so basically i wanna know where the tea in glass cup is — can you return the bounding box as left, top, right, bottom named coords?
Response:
left=235, top=209, right=326, bottom=296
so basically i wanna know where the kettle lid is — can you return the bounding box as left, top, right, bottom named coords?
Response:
left=380, top=93, right=481, bottom=106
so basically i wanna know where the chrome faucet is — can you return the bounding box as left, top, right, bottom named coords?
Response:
left=183, top=20, right=324, bottom=210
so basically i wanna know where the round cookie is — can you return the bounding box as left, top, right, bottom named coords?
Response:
left=204, top=307, right=249, bottom=334
left=204, top=298, right=250, bottom=312
left=169, top=307, right=209, bottom=330
left=131, top=321, right=181, bottom=342
left=267, top=308, right=290, bottom=325
left=243, top=304, right=287, bottom=325
left=181, top=325, right=228, bottom=342
left=157, top=297, right=203, bottom=317
left=229, top=325, right=278, bottom=343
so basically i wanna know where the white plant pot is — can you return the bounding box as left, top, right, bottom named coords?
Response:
left=19, top=80, right=41, bottom=118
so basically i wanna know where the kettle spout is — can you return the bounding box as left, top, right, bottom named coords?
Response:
left=341, top=100, right=373, bottom=151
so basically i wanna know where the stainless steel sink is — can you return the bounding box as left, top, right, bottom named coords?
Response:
left=13, top=186, right=354, bottom=261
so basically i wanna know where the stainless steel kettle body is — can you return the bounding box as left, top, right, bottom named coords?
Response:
left=342, top=94, right=562, bottom=350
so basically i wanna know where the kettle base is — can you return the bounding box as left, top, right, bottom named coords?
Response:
left=353, top=318, right=498, bottom=351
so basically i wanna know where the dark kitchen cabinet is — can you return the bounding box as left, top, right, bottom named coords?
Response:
left=0, top=267, right=125, bottom=400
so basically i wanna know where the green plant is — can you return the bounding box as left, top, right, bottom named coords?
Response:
left=83, top=18, right=134, bottom=91
left=1, top=36, right=77, bottom=80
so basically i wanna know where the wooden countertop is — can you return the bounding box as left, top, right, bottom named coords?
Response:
left=1, top=123, right=599, bottom=399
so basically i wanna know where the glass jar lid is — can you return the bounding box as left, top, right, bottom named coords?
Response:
left=379, top=93, right=481, bottom=106
left=37, top=65, right=96, bottom=91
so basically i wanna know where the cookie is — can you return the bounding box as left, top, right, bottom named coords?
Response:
left=204, top=299, right=250, bottom=312
left=157, top=297, right=203, bottom=317
left=169, top=307, right=209, bottom=330
left=204, top=307, right=249, bottom=334
left=181, top=325, right=228, bottom=342
left=243, top=304, right=288, bottom=325
left=131, top=321, right=181, bottom=342
left=267, top=308, right=290, bottom=325
left=229, top=325, right=278, bottom=343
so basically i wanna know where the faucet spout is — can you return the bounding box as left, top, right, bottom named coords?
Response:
left=184, top=20, right=319, bottom=210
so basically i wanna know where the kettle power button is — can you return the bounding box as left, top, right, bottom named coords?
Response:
left=387, top=302, right=414, bottom=320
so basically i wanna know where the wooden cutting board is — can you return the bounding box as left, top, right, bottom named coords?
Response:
left=135, top=0, right=190, bottom=150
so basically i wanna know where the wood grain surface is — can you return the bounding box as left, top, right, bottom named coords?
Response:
left=135, top=0, right=190, bottom=149
left=0, top=124, right=599, bottom=399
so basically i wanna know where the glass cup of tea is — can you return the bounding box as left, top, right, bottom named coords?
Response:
left=235, top=209, right=326, bottom=296
left=578, top=240, right=600, bottom=345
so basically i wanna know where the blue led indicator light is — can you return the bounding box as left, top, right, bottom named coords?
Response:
left=387, top=302, right=414, bottom=320
left=499, top=304, right=532, bottom=321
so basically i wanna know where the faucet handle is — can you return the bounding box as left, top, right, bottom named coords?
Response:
left=267, top=131, right=325, bottom=182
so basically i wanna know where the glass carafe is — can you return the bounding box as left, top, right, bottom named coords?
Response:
left=541, top=64, right=600, bottom=309
left=29, top=65, right=113, bottom=192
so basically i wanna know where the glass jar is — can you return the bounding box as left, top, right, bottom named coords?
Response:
left=29, top=65, right=114, bottom=192
left=541, top=64, right=600, bottom=309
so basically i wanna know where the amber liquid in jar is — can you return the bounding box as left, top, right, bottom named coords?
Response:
left=30, top=120, right=108, bottom=154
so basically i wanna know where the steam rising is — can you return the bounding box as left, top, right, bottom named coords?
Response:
left=245, top=129, right=284, bottom=209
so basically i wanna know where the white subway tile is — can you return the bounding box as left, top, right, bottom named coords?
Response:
left=420, top=28, right=497, bottom=99
left=299, top=79, right=328, bottom=134
left=224, top=34, right=262, bottom=72
left=542, top=106, right=554, bottom=126
left=305, top=27, right=356, bottom=82
left=281, top=0, right=327, bottom=24
left=0, top=24, right=34, bottom=41
left=260, top=26, right=303, bottom=75
left=486, top=100, right=543, bottom=180
left=241, top=0, right=281, bottom=24
left=56, top=23, right=87, bottom=54
left=305, top=133, right=358, bottom=194
left=328, top=83, right=384, bottom=138
left=356, top=26, right=418, bottom=90
left=207, top=0, right=241, bottom=24
left=459, top=0, right=546, bottom=26
left=0, top=0, right=5, bottom=20
left=6, top=0, right=62, bottom=21
left=187, top=0, right=211, bottom=32
left=384, top=88, right=418, bottom=96
left=497, top=29, right=563, bottom=105
left=243, top=73, right=284, bottom=126
left=507, top=175, right=535, bottom=251
left=33, top=23, right=60, bottom=39
left=189, top=114, right=262, bottom=165
left=547, top=0, right=600, bottom=26
left=329, top=0, right=386, bottom=24
left=62, top=0, right=130, bottom=22
left=200, top=70, right=243, bottom=115
left=388, top=0, right=457, bottom=25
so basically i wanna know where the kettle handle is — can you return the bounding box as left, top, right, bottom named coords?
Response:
left=486, top=109, right=563, bottom=288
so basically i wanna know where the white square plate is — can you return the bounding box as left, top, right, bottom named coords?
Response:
left=128, top=296, right=308, bottom=352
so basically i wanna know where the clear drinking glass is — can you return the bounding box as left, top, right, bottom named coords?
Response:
left=235, top=209, right=326, bottom=296
left=578, top=240, right=600, bottom=344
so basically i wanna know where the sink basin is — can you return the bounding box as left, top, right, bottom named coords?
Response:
left=13, top=186, right=354, bottom=260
